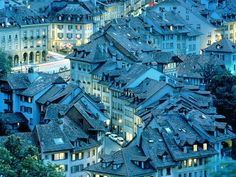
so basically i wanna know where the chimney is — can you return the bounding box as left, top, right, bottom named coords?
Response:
left=136, top=124, right=143, bottom=146
left=58, top=112, right=65, bottom=131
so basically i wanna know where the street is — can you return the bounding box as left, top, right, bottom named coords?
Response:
left=12, top=51, right=70, bottom=74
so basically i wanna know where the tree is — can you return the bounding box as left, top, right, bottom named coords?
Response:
left=202, top=65, right=236, bottom=129
left=207, top=158, right=236, bottom=177
left=0, top=135, right=65, bottom=177
left=0, top=50, right=12, bottom=75
left=0, top=119, right=7, bottom=136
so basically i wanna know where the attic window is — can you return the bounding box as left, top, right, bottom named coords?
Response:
left=54, top=138, right=64, bottom=145
left=203, top=143, right=208, bottom=150
left=58, top=16, right=62, bottom=21
left=170, top=25, right=173, bottom=31
left=216, top=44, right=221, bottom=49
left=112, top=163, right=121, bottom=170
left=193, top=144, right=198, bottom=152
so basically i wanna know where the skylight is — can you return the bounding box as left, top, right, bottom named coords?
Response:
left=54, top=138, right=64, bottom=145
left=165, top=127, right=172, bottom=134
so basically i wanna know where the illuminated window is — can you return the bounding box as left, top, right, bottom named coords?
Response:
left=72, top=153, right=76, bottom=161
left=188, top=159, right=192, bottom=167
left=203, top=143, right=207, bottom=151
left=193, top=159, right=197, bottom=166
left=53, top=153, right=66, bottom=161
left=193, top=144, right=198, bottom=152
left=183, top=160, right=187, bottom=167
left=78, top=152, right=84, bottom=160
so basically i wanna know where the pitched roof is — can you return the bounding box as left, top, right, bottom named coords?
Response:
left=35, top=121, right=73, bottom=153
left=0, top=112, right=28, bottom=124
left=204, top=38, right=236, bottom=53
left=20, top=73, right=66, bottom=97
left=86, top=146, right=155, bottom=176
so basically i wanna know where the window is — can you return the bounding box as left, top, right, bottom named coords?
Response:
left=52, top=153, right=67, bottom=161
left=188, top=159, right=192, bottom=167
left=71, top=164, right=84, bottom=173
left=77, top=25, right=81, bottom=30
left=76, top=34, right=81, bottom=39
left=193, top=144, right=198, bottom=152
left=93, top=149, right=96, bottom=156
left=57, top=164, right=67, bottom=172
left=67, top=33, right=73, bottom=39
left=57, top=33, right=63, bottom=39
left=183, top=160, right=187, bottom=167
left=78, top=152, right=84, bottom=160
left=57, top=25, right=63, bottom=30
left=166, top=168, right=171, bottom=175
left=72, top=153, right=76, bottom=161
left=28, top=97, right=32, bottom=103
left=194, top=159, right=197, bottom=166
left=203, top=143, right=207, bottom=150
left=68, top=25, right=73, bottom=30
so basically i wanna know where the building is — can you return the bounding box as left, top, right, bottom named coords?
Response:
left=0, top=72, right=66, bottom=129
left=47, top=1, right=95, bottom=52
left=203, top=38, right=236, bottom=75
left=0, top=2, right=48, bottom=66
left=86, top=102, right=236, bottom=177
left=152, top=0, right=217, bottom=49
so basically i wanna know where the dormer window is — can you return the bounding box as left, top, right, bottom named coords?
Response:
left=203, top=143, right=207, bottom=151
left=216, top=44, right=221, bottom=49
left=112, top=163, right=121, bottom=170
left=102, top=162, right=111, bottom=168
left=193, top=144, right=198, bottom=152
left=58, top=16, right=62, bottom=21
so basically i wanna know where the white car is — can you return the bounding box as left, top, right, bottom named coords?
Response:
left=109, top=134, right=118, bottom=141
left=105, top=132, right=111, bottom=136
left=116, top=137, right=124, bottom=145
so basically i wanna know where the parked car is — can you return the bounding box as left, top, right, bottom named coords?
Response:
left=116, top=137, right=124, bottom=145
left=105, top=132, right=111, bottom=136
left=109, top=134, right=118, bottom=141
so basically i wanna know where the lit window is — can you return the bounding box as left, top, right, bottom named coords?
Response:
left=53, top=153, right=66, bottom=161
left=203, top=143, right=207, bottom=151
left=78, top=152, right=84, bottom=160
left=193, top=159, right=197, bottom=166
left=193, top=144, right=198, bottom=152
left=188, top=159, right=192, bottom=167
left=183, top=160, right=187, bottom=167
left=72, top=153, right=76, bottom=161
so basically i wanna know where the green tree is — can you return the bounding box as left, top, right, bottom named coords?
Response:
left=0, top=135, right=65, bottom=177
left=208, top=158, right=236, bottom=177
left=0, top=119, right=7, bottom=136
left=0, top=50, right=12, bottom=75
left=202, top=65, right=236, bottom=129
